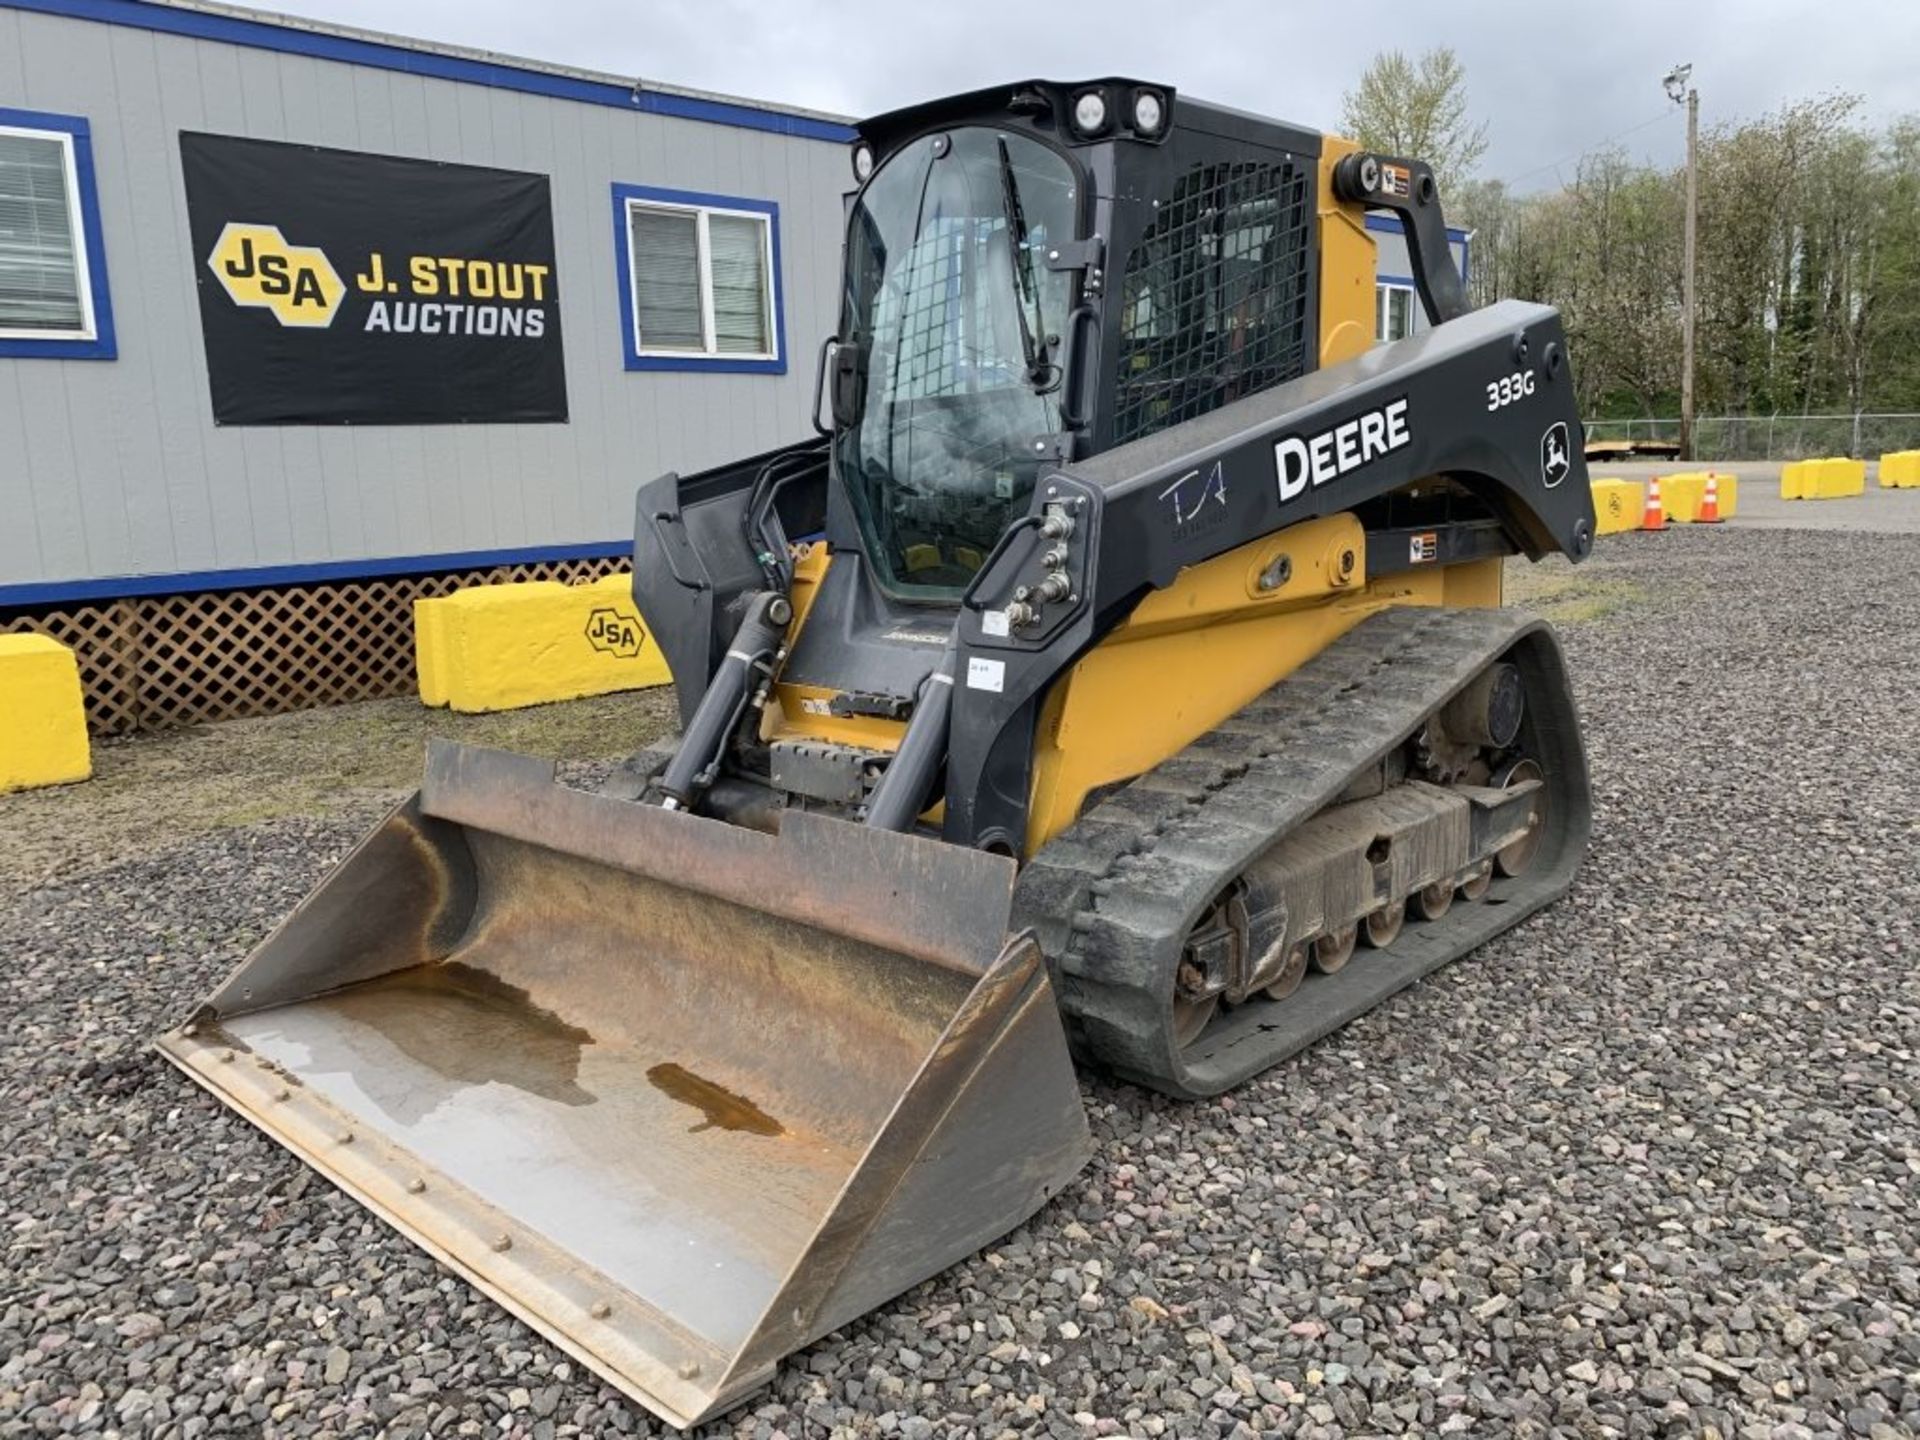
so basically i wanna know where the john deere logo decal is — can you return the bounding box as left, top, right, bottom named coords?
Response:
left=208, top=222, right=345, bottom=328
left=1541, top=421, right=1572, bottom=488
left=586, top=608, right=645, bottom=659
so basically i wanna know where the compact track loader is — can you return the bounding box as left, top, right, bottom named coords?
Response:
left=161, top=79, right=1595, bottom=1428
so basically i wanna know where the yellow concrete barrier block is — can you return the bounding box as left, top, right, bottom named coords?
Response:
left=1656, top=471, right=1737, bottom=522
left=1784, top=457, right=1865, bottom=499
left=1810, top=457, right=1866, bottom=498
left=433, top=573, right=669, bottom=713
left=0, top=634, right=92, bottom=792
left=1590, top=478, right=1646, bottom=535
left=413, top=594, right=452, bottom=708
left=1879, top=450, right=1920, bottom=488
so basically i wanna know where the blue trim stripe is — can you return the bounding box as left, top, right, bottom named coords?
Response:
left=611, top=182, right=788, bottom=375
left=0, top=106, right=117, bottom=360
left=1362, top=213, right=1471, bottom=245
left=2, top=0, right=857, bottom=143
left=0, top=540, right=633, bottom=607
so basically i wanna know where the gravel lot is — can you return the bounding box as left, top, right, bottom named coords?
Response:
left=0, top=688, right=674, bottom=889
left=4, top=526, right=1917, bottom=1439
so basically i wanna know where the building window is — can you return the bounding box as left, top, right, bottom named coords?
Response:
left=0, top=109, right=115, bottom=359
left=612, top=183, right=785, bottom=373
left=1376, top=283, right=1415, bottom=344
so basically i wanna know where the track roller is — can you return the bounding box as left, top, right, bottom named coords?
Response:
left=1493, top=757, right=1547, bottom=877
left=1263, top=943, right=1309, bottom=1000
left=1413, top=879, right=1455, bottom=921
left=1362, top=900, right=1406, bottom=948
left=1311, top=925, right=1358, bottom=974
left=1171, top=980, right=1217, bottom=1048
left=1171, top=891, right=1237, bottom=1046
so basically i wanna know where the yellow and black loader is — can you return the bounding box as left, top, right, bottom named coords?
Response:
left=161, top=78, right=1595, bottom=1428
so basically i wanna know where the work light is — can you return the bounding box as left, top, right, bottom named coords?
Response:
left=1132, top=90, right=1165, bottom=135
left=1071, top=90, right=1108, bottom=136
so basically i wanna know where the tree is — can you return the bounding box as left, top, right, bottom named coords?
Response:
left=1340, top=47, right=1489, bottom=195
left=1691, top=94, right=1861, bottom=414
left=1396, top=89, right=1920, bottom=439
left=1561, top=152, right=1684, bottom=417
left=1451, top=179, right=1512, bottom=308
left=1865, top=119, right=1920, bottom=411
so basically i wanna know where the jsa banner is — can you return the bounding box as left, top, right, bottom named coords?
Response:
left=180, top=133, right=568, bottom=425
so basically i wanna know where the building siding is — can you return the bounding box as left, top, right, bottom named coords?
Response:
left=0, top=3, right=851, bottom=599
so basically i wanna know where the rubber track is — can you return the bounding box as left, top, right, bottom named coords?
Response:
left=1011, top=605, right=1591, bottom=1098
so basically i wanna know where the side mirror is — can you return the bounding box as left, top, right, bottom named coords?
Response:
left=811, top=337, right=835, bottom=436
left=830, top=339, right=867, bottom=431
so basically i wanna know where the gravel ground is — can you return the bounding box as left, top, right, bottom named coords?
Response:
left=4, top=527, right=1917, bottom=1439
left=0, top=688, right=674, bottom=889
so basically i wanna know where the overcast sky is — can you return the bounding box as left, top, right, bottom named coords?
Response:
left=231, top=0, right=1919, bottom=192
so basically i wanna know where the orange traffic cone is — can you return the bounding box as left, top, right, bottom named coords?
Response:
left=1642, top=477, right=1668, bottom=531
left=1698, top=473, right=1723, bottom=523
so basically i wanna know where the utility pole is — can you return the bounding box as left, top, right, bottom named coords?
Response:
left=1666, top=64, right=1698, bottom=461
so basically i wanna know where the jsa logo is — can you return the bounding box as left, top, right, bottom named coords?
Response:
left=208, top=223, right=345, bottom=328
left=585, top=607, right=645, bottom=660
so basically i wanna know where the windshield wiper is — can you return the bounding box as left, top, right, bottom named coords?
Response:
left=995, top=138, right=1055, bottom=393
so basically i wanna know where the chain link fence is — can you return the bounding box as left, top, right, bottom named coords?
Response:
left=1582, top=413, right=1920, bottom=462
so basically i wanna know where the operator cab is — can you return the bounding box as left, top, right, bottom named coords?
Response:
left=632, top=80, right=1332, bottom=763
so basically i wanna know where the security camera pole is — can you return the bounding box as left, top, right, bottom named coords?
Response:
left=1665, top=64, right=1698, bottom=462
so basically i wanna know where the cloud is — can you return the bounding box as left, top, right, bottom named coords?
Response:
left=231, top=0, right=1920, bottom=192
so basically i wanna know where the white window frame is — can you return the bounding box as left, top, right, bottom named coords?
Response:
left=0, top=122, right=97, bottom=343
left=1375, top=282, right=1415, bottom=345
left=623, top=196, right=778, bottom=363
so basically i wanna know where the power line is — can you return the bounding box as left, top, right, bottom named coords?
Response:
left=1502, top=107, right=1683, bottom=191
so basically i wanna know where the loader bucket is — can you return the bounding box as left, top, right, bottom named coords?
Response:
left=156, top=741, right=1091, bottom=1429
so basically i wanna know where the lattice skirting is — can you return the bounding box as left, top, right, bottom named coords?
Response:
left=0, top=556, right=632, bottom=735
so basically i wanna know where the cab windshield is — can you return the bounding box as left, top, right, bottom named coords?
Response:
left=836, top=128, right=1080, bottom=598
